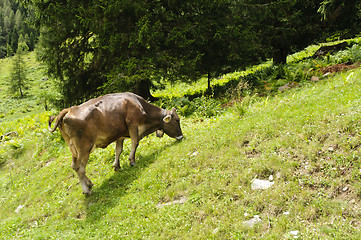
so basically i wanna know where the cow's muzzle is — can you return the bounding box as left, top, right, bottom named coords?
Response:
left=176, top=135, right=184, bottom=141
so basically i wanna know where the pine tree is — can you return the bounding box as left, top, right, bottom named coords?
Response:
left=9, top=40, right=28, bottom=97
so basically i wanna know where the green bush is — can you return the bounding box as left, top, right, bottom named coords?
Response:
left=157, top=97, right=193, bottom=117
left=190, top=97, right=223, bottom=117
left=349, top=44, right=361, bottom=62
left=157, top=96, right=223, bottom=117
left=329, top=43, right=361, bottom=64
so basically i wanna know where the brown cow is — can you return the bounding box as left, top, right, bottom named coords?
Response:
left=48, top=92, right=183, bottom=194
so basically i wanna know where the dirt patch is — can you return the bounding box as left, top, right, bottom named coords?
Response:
left=320, top=62, right=360, bottom=75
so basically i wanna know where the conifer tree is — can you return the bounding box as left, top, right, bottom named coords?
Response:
left=9, top=39, right=28, bottom=97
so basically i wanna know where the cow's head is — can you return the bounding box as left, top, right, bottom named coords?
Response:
left=161, top=108, right=183, bottom=140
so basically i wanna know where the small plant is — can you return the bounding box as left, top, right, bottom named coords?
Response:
left=226, top=78, right=251, bottom=100
left=190, top=97, right=223, bottom=117
left=349, top=44, right=361, bottom=62
left=231, top=94, right=258, bottom=117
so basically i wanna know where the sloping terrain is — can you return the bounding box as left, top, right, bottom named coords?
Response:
left=0, top=64, right=361, bottom=239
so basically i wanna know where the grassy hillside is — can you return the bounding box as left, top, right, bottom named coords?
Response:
left=0, top=51, right=56, bottom=121
left=1, top=58, right=361, bottom=239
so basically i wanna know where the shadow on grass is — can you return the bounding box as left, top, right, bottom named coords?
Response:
left=83, top=140, right=181, bottom=222
left=0, top=159, right=5, bottom=169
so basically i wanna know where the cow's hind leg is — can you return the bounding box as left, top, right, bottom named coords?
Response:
left=113, top=138, right=125, bottom=171
left=72, top=152, right=93, bottom=195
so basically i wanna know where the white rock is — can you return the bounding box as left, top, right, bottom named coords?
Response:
left=15, top=205, right=24, bottom=213
left=290, top=230, right=299, bottom=238
left=156, top=197, right=188, bottom=208
left=187, top=151, right=198, bottom=156
left=251, top=179, right=274, bottom=190
left=322, top=72, right=331, bottom=78
left=243, top=215, right=262, bottom=227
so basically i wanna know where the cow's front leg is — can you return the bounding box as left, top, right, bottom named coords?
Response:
left=72, top=153, right=93, bottom=195
left=113, top=138, right=125, bottom=171
left=129, top=129, right=140, bottom=166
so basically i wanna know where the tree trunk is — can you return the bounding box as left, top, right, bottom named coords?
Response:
left=207, top=72, right=211, bottom=91
left=19, top=85, right=23, bottom=97
left=271, top=30, right=290, bottom=65
left=44, top=99, right=48, bottom=111
left=273, top=47, right=288, bottom=65
left=133, top=79, right=158, bottom=101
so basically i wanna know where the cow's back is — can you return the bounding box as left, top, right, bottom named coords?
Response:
left=61, top=93, right=146, bottom=149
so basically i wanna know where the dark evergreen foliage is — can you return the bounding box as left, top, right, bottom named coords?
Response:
left=9, top=40, right=29, bottom=97
left=0, top=0, right=38, bottom=58
left=31, top=0, right=263, bottom=106
left=27, top=0, right=361, bottom=106
left=318, top=0, right=361, bottom=38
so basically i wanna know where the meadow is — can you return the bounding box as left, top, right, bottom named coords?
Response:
left=1, top=40, right=361, bottom=239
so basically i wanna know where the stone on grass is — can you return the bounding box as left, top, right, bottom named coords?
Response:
left=243, top=215, right=262, bottom=227
left=251, top=179, right=274, bottom=190
left=290, top=230, right=299, bottom=239
left=15, top=205, right=24, bottom=213
left=156, top=197, right=188, bottom=208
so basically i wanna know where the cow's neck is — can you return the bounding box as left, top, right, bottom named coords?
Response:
left=139, top=104, right=166, bottom=138
left=143, top=103, right=163, bottom=121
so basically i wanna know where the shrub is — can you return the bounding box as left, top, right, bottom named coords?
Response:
left=329, top=43, right=361, bottom=64
left=157, top=97, right=194, bottom=117
left=157, top=96, right=223, bottom=118
left=190, top=97, right=223, bottom=118
left=349, top=44, right=361, bottom=62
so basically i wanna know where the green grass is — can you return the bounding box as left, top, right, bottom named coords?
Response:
left=0, top=51, right=56, bottom=121
left=1, top=40, right=361, bottom=239
left=1, top=63, right=361, bottom=239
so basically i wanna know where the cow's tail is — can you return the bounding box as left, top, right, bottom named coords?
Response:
left=48, top=109, right=69, bottom=132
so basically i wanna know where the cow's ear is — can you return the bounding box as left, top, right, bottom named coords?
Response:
left=163, top=115, right=172, bottom=123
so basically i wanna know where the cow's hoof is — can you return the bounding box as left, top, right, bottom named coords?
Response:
left=113, top=165, right=121, bottom=171
left=130, top=161, right=136, bottom=166
left=83, top=190, right=92, bottom=195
